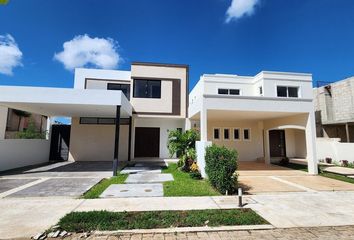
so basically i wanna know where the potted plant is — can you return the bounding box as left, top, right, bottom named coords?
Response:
left=325, top=157, right=332, bottom=164
left=341, top=160, right=349, bottom=167
left=279, top=157, right=289, bottom=166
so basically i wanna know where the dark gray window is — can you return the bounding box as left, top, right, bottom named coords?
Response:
left=224, top=128, right=230, bottom=140
left=107, top=83, right=130, bottom=100
left=233, top=129, right=240, bottom=140
left=288, top=87, right=298, bottom=97
left=80, top=117, right=130, bottom=125
left=259, top=86, right=263, bottom=95
left=213, top=128, right=220, bottom=139
left=243, top=129, right=250, bottom=140
left=218, top=89, right=228, bottom=95
left=277, top=86, right=287, bottom=97
left=277, top=86, right=299, bottom=98
left=133, top=79, right=161, bottom=98
left=229, top=89, right=240, bottom=95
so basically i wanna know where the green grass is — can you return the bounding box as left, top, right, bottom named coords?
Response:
left=58, top=209, right=268, bottom=232
left=162, top=163, right=220, bottom=196
left=82, top=174, right=128, bottom=199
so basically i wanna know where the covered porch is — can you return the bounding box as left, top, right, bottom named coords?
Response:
left=0, top=86, right=132, bottom=175
left=190, top=107, right=318, bottom=175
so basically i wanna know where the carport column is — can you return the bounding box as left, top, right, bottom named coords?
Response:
left=200, top=101, right=207, bottom=142
left=113, top=105, right=121, bottom=176
left=306, top=111, right=318, bottom=175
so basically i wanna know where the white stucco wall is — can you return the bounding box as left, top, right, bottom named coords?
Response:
left=69, top=117, right=129, bottom=162
left=133, top=118, right=185, bottom=159
left=0, top=106, right=8, bottom=140
left=0, top=139, right=50, bottom=171
left=316, top=138, right=354, bottom=163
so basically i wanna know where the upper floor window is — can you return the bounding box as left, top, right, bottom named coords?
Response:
left=259, top=86, right=263, bottom=96
left=277, top=86, right=299, bottom=98
left=107, top=83, right=130, bottom=100
left=133, top=79, right=161, bottom=98
left=218, top=88, right=240, bottom=95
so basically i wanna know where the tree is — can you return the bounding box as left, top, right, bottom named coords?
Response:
left=12, top=109, right=31, bottom=131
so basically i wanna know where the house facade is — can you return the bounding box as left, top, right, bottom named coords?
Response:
left=189, top=71, right=318, bottom=175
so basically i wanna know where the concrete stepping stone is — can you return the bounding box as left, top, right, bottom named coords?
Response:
left=100, top=184, right=163, bottom=198
left=324, top=166, right=354, bottom=176
left=125, top=173, right=173, bottom=183
left=120, top=166, right=161, bottom=174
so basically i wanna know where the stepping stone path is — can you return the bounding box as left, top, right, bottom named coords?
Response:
left=100, top=161, right=174, bottom=198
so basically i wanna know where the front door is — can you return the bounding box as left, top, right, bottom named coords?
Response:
left=134, top=127, right=160, bottom=158
left=269, top=130, right=286, bottom=157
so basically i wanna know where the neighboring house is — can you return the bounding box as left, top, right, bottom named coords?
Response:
left=0, top=62, right=188, bottom=170
left=313, top=77, right=354, bottom=142
left=189, top=71, right=318, bottom=175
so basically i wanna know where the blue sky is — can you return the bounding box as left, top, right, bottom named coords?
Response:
left=1, top=0, right=354, bottom=91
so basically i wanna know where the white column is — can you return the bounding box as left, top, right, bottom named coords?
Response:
left=185, top=118, right=192, bottom=131
left=264, top=129, right=271, bottom=164
left=306, top=112, right=318, bottom=175
left=46, top=116, right=52, bottom=140
left=200, top=104, right=207, bottom=142
left=0, top=106, right=8, bottom=140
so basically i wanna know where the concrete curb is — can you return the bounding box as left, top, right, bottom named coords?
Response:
left=94, top=224, right=274, bottom=235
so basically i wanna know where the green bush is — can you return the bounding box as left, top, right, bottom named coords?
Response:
left=205, top=144, right=238, bottom=194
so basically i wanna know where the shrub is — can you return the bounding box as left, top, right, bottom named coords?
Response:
left=279, top=157, right=289, bottom=166
left=16, top=120, right=46, bottom=139
left=205, top=144, right=238, bottom=194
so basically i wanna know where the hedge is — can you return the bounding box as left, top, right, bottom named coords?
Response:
left=205, top=144, right=238, bottom=194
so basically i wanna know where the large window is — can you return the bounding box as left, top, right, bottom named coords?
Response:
left=277, top=86, right=299, bottom=98
left=107, top=83, right=130, bottom=100
left=133, top=79, right=161, bottom=98
left=80, top=117, right=130, bottom=125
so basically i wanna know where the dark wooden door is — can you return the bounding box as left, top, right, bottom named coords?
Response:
left=269, top=130, right=286, bottom=157
left=134, top=127, right=160, bottom=158
left=50, top=125, right=71, bottom=161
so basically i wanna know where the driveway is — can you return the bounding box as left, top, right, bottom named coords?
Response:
left=0, top=161, right=114, bottom=198
left=238, top=162, right=354, bottom=194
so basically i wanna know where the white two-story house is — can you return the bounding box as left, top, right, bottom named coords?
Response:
left=189, top=71, right=318, bottom=175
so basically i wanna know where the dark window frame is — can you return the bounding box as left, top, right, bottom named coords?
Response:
left=229, top=89, right=240, bottom=95
left=243, top=128, right=251, bottom=141
left=79, top=117, right=130, bottom=125
left=277, top=86, right=299, bottom=98
left=233, top=128, right=240, bottom=140
left=133, top=79, right=162, bottom=99
left=218, top=88, right=241, bottom=96
left=218, top=89, right=229, bottom=95
left=213, top=128, right=220, bottom=140
left=223, top=128, right=230, bottom=140
left=107, top=83, right=131, bottom=100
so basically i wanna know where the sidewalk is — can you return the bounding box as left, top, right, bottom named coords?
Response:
left=2, top=192, right=354, bottom=238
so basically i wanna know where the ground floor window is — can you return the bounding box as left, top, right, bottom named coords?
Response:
left=243, top=129, right=251, bottom=140
left=223, top=128, right=230, bottom=140
left=213, top=128, right=220, bottom=140
left=233, top=128, right=240, bottom=140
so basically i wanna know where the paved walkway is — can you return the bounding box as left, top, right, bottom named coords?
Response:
left=324, top=166, right=354, bottom=176
left=64, top=226, right=354, bottom=239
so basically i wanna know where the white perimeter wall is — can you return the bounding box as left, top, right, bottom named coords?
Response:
left=317, top=138, right=354, bottom=163
left=133, top=118, right=185, bottom=159
left=0, top=139, right=50, bottom=171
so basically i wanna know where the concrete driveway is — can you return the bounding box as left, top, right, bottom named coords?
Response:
left=238, top=162, right=354, bottom=194
left=0, top=161, right=113, bottom=198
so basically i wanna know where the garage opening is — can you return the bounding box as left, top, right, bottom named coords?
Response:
left=134, top=127, right=160, bottom=158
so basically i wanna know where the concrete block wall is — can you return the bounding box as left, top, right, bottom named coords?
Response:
left=314, top=77, right=354, bottom=123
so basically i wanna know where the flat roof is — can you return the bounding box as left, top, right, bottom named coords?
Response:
left=0, top=86, right=132, bottom=118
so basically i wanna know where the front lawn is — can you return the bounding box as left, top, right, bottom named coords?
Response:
left=83, top=174, right=128, bottom=199
left=162, top=163, right=220, bottom=196
left=58, top=209, right=268, bottom=232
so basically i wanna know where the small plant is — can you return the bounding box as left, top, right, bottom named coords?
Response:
left=205, top=144, right=238, bottom=195
left=341, top=160, right=349, bottom=167
left=325, top=157, right=332, bottom=164
left=279, top=157, right=289, bottom=166
left=189, top=162, right=202, bottom=179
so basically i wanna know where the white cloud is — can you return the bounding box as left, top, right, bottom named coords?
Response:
left=0, top=34, right=23, bottom=75
left=225, top=0, right=260, bottom=23
left=54, top=34, right=121, bottom=71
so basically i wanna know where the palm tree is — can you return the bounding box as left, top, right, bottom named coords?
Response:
left=12, top=109, right=31, bottom=131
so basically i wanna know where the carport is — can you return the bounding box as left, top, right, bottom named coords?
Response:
left=0, top=86, right=132, bottom=176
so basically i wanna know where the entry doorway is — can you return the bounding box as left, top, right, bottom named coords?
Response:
left=49, top=124, right=71, bottom=161
left=269, top=130, right=286, bottom=157
left=134, top=127, right=160, bottom=158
